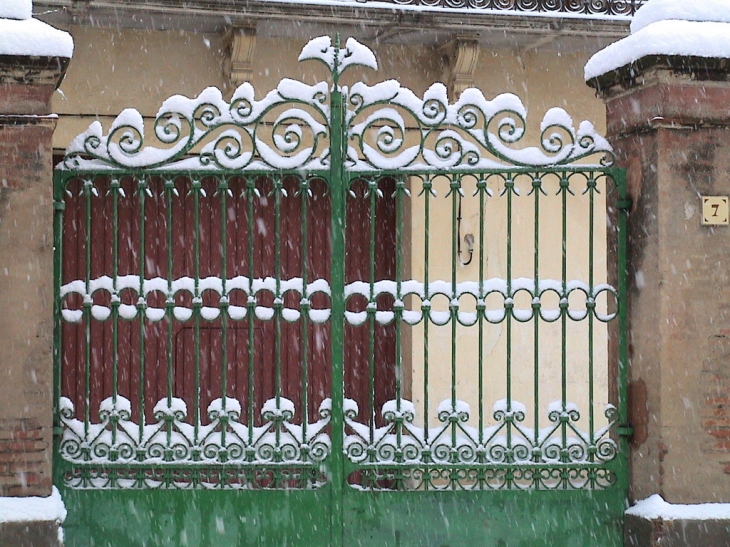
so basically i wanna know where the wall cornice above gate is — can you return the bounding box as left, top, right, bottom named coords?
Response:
left=60, top=35, right=613, bottom=171
left=35, top=1, right=632, bottom=50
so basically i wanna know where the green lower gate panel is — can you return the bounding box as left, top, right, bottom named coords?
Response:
left=61, top=487, right=623, bottom=547
left=61, top=488, right=331, bottom=547
left=344, top=491, right=623, bottom=547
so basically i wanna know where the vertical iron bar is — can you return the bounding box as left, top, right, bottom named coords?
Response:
left=616, top=168, right=630, bottom=495
left=329, top=39, right=346, bottom=547
left=111, top=178, right=120, bottom=450
left=274, top=177, right=282, bottom=461
left=395, top=177, right=404, bottom=408
left=193, top=176, right=201, bottom=448
left=165, top=177, right=175, bottom=450
left=138, top=176, right=147, bottom=446
left=247, top=177, right=256, bottom=451
left=300, top=177, right=309, bottom=450
left=506, top=175, right=513, bottom=456
left=478, top=176, right=485, bottom=446
left=533, top=174, right=541, bottom=453
left=220, top=175, right=229, bottom=452
left=83, top=179, right=92, bottom=441
left=561, top=172, right=568, bottom=461
left=450, top=175, right=459, bottom=456
left=422, top=177, right=430, bottom=453
left=368, top=181, right=377, bottom=451
left=52, top=172, right=65, bottom=483
left=394, top=176, right=405, bottom=471
left=588, top=173, right=595, bottom=452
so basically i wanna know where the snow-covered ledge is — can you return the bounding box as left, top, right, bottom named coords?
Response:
left=0, top=0, right=73, bottom=58
left=0, top=0, right=72, bottom=113
left=0, top=487, right=67, bottom=547
left=626, top=496, right=730, bottom=547
left=627, top=495, right=730, bottom=521
left=585, top=0, right=730, bottom=92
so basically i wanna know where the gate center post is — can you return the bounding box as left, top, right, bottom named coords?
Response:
left=328, top=39, right=347, bottom=547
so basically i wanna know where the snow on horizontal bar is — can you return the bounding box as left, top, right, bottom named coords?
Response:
left=60, top=276, right=616, bottom=325
left=344, top=398, right=618, bottom=467
left=59, top=395, right=332, bottom=467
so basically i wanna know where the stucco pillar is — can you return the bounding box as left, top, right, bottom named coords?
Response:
left=588, top=56, right=730, bottom=509
left=0, top=54, right=69, bottom=544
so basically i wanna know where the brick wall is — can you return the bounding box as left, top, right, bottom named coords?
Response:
left=702, top=331, right=730, bottom=470
left=0, top=419, right=52, bottom=497
left=0, top=56, right=68, bottom=501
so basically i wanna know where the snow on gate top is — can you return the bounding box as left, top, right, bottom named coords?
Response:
left=585, top=0, right=730, bottom=80
left=61, top=36, right=613, bottom=173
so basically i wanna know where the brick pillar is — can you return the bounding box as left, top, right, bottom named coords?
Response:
left=0, top=54, right=68, bottom=497
left=589, top=57, right=730, bottom=508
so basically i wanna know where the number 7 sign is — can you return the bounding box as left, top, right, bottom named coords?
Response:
left=701, top=196, right=729, bottom=226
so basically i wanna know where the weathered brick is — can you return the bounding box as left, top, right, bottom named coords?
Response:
left=0, top=55, right=63, bottom=500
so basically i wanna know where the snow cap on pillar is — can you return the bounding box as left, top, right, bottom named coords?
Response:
left=0, top=0, right=32, bottom=20
left=0, top=0, right=73, bottom=58
left=584, top=0, right=730, bottom=81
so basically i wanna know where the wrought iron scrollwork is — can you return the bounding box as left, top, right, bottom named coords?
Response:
left=61, top=35, right=613, bottom=172
left=373, top=0, right=644, bottom=14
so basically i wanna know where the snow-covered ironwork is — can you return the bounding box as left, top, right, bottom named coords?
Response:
left=58, top=395, right=331, bottom=489
left=53, top=36, right=629, bottom=501
left=60, top=35, right=613, bottom=172
left=362, top=0, right=646, bottom=15
left=345, top=398, right=617, bottom=490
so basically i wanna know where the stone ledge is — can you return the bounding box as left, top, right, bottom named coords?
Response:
left=0, top=55, right=69, bottom=87
left=596, top=66, right=730, bottom=137
left=626, top=514, right=730, bottom=547
left=0, top=521, right=62, bottom=547
left=587, top=55, right=730, bottom=99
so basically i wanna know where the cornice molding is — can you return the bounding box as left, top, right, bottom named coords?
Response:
left=223, top=26, right=257, bottom=88
left=442, top=35, right=480, bottom=99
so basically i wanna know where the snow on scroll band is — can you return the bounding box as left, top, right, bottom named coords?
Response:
left=58, top=396, right=332, bottom=467
left=60, top=275, right=617, bottom=326
left=59, top=275, right=333, bottom=324
left=347, top=82, right=614, bottom=170
left=344, top=397, right=618, bottom=467
left=59, top=35, right=612, bottom=172
left=62, top=80, right=331, bottom=172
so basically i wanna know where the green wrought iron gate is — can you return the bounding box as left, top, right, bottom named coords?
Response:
left=53, top=36, right=630, bottom=547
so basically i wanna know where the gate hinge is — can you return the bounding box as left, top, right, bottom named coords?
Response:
left=617, top=424, right=634, bottom=438
left=53, top=200, right=66, bottom=211
left=616, top=198, right=632, bottom=211
left=52, top=426, right=64, bottom=437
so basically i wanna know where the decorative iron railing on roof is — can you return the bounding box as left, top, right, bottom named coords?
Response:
left=362, top=0, right=646, bottom=15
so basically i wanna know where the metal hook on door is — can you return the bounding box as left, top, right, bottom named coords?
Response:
left=457, top=194, right=474, bottom=266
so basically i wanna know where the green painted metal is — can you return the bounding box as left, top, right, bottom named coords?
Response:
left=329, top=36, right=347, bottom=547
left=53, top=35, right=629, bottom=547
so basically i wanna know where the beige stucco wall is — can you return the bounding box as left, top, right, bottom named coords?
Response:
left=51, top=26, right=609, bottom=431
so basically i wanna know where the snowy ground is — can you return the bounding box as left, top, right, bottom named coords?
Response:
left=627, top=495, right=730, bottom=520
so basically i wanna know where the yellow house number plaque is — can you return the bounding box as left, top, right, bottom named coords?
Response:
left=701, top=196, right=730, bottom=226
